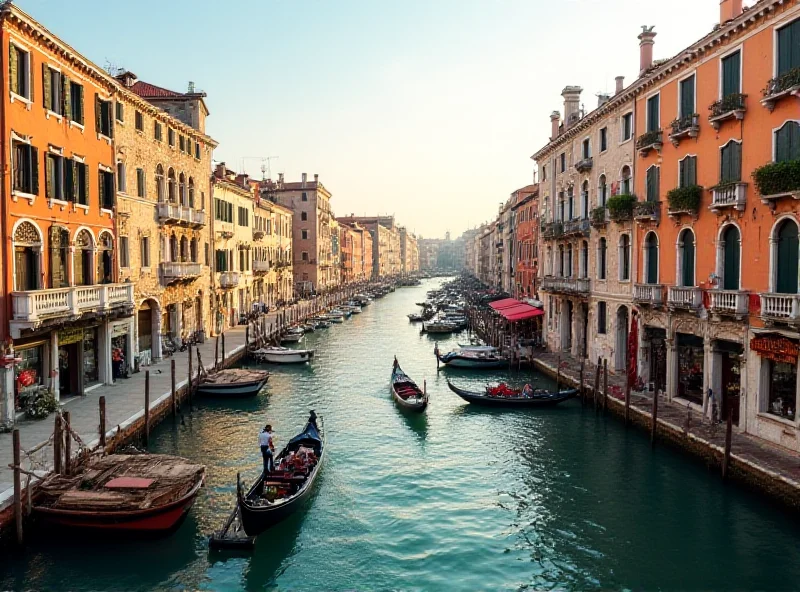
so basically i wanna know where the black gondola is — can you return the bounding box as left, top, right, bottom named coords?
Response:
left=237, top=411, right=325, bottom=536
left=447, top=380, right=578, bottom=407
left=391, top=358, right=428, bottom=412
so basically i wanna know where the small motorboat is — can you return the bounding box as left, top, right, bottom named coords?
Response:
left=34, top=454, right=204, bottom=533
left=435, top=346, right=506, bottom=369
left=314, top=320, right=330, bottom=329
left=238, top=411, right=325, bottom=536
left=281, top=329, right=304, bottom=344
left=197, top=369, right=270, bottom=397
left=447, top=380, right=578, bottom=407
left=390, top=358, right=428, bottom=412
left=301, top=324, right=316, bottom=333
left=421, top=321, right=460, bottom=334
left=408, top=313, right=425, bottom=322
left=251, top=346, right=315, bottom=364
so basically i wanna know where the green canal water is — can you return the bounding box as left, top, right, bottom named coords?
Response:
left=4, top=278, right=800, bottom=591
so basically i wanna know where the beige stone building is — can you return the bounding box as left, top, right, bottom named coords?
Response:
left=399, top=227, right=419, bottom=274
left=336, top=215, right=402, bottom=279
left=534, top=82, right=636, bottom=372
left=212, top=164, right=255, bottom=331
left=113, top=72, right=217, bottom=363
left=253, top=189, right=293, bottom=307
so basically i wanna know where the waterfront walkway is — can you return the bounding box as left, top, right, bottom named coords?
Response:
left=534, top=352, right=800, bottom=501
left=0, top=301, right=310, bottom=510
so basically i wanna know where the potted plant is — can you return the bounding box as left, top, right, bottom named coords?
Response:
left=752, top=160, right=800, bottom=197
left=666, top=185, right=703, bottom=214
left=606, top=194, right=635, bottom=222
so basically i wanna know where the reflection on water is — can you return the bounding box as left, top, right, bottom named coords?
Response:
left=4, top=279, right=800, bottom=591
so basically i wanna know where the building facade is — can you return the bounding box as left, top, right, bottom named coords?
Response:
left=253, top=189, right=293, bottom=307
left=511, top=186, right=539, bottom=299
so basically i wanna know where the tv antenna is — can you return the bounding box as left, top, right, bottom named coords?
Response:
left=240, top=156, right=280, bottom=180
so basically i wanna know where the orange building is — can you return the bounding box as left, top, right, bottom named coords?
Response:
left=511, top=185, right=538, bottom=299
left=631, top=0, right=800, bottom=450
left=1, top=4, right=134, bottom=424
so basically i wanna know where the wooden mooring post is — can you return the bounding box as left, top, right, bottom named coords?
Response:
left=171, top=359, right=177, bottom=418
left=555, top=353, right=560, bottom=393
left=624, top=378, right=631, bottom=427
left=53, top=413, right=62, bottom=475
left=214, top=336, right=220, bottom=369
left=602, top=359, right=608, bottom=413
left=63, top=411, right=71, bottom=475
left=579, top=355, right=585, bottom=405
left=13, top=428, right=22, bottom=544
left=651, top=389, right=658, bottom=447
left=99, top=396, right=107, bottom=449
left=722, top=407, right=733, bottom=480
left=144, top=370, right=151, bottom=448
left=593, top=357, right=601, bottom=412
left=188, top=345, right=194, bottom=410
left=221, top=332, right=226, bottom=369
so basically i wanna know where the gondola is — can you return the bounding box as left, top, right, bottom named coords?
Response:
left=391, top=358, right=428, bottom=412
left=237, top=411, right=325, bottom=536
left=434, top=346, right=506, bottom=369
left=447, top=380, right=578, bottom=407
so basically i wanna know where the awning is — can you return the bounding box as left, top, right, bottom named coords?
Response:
left=505, top=306, right=544, bottom=322
left=489, top=298, right=520, bottom=310
left=491, top=299, right=545, bottom=322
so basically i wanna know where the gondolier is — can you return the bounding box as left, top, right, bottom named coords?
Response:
left=259, top=425, right=275, bottom=475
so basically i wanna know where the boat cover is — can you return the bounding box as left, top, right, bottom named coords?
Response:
left=287, top=415, right=322, bottom=447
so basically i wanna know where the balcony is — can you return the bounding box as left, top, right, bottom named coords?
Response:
left=636, top=130, right=663, bottom=156
left=633, top=201, right=661, bottom=223
left=709, top=93, right=747, bottom=130
left=667, top=286, right=703, bottom=310
left=607, top=194, right=635, bottom=223
left=634, top=283, right=664, bottom=306
left=541, top=276, right=590, bottom=296
left=753, top=161, right=800, bottom=206
left=575, top=157, right=593, bottom=174
left=708, top=289, right=749, bottom=317
left=541, top=221, right=563, bottom=240
left=216, top=222, right=234, bottom=240
left=668, top=114, right=700, bottom=146
left=253, top=260, right=270, bottom=273
left=562, top=218, right=591, bottom=237
left=160, top=262, right=202, bottom=284
left=667, top=185, right=703, bottom=218
left=761, top=67, right=800, bottom=112
left=710, top=182, right=747, bottom=213
left=10, top=283, right=135, bottom=338
left=253, top=229, right=265, bottom=240
left=761, top=293, right=800, bottom=322
left=590, top=206, right=609, bottom=228
left=156, top=203, right=206, bottom=228
left=219, top=271, right=240, bottom=289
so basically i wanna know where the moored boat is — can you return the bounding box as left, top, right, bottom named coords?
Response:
left=280, top=329, right=304, bottom=344
left=390, top=358, right=428, bottom=412
left=434, top=346, right=506, bottom=369
left=197, top=369, right=270, bottom=397
left=251, top=346, right=315, bottom=364
left=238, top=411, right=325, bottom=536
left=447, top=380, right=578, bottom=406
left=421, top=321, right=461, bottom=334
left=34, top=454, right=205, bottom=533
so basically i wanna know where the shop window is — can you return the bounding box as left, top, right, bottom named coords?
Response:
left=15, top=344, right=44, bottom=411
left=83, top=327, right=100, bottom=386
left=766, top=360, right=797, bottom=420
left=677, top=333, right=704, bottom=405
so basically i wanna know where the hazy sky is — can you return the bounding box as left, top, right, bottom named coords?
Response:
left=20, top=0, right=731, bottom=238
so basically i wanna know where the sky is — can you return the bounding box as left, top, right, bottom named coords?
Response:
left=19, top=0, right=731, bottom=239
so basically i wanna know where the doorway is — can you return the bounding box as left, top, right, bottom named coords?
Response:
left=616, top=306, right=629, bottom=372
left=58, top=342, right=81, bottom=398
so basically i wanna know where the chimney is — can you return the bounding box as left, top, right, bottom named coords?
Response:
left=561, top=86, right=583, bottom=128
left=638, top=26, right=657, bottom=75
left=301, top=173, right=307, bottom=188
left=597, top=93, right=611, bottom=108
left=550, top=111, right=561, bottom=141
left=188, top=81, right=195, bottom=93
left=615, top=76, right=625, bottom=95
left=215, top=162, right=226, bottom=179
left=314, top=174, right=319, bottom=184
left=278, top=172, right=284, bottom=186
left=720, top=0, right=743, bottom=24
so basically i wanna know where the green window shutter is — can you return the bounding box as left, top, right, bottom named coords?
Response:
left=680, top=76, right=695, bottom=117
left=722, top=51, right=740, bottom=97
left=65, top=158, right=74, bottom=201
left=647, top=95, right=660, bottom=132
left=45, top=154, right=53, bottom=198
left=9, top=45, right=18, bottom=95
left=95, top=94, right=102, bottom=133
left=732, top=142, right=741, bottom=182
left=42, top=64, right=51, bottom=109
left=679, top=159, right=686, bottom=188
left=98, top=170, right=105, bottom=207
left=62, top=76, right=71, bottom=120
left=83, top=163, right=90, bottom=204
left=777, top=20, right=800, bottom=75
left=776, top=122, right=800, bottom=162
left=31, top=148, right=39, bottom=194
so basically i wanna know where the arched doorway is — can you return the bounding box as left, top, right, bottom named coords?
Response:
left=679, top=229, right=695, bottom=287
left=138, top=299, right=160, bottom=365
left=616, top=306, right=629, bottom=372
left=721, top=225, right=741, bottom=290
left=776, top=219, right=798, bottom=294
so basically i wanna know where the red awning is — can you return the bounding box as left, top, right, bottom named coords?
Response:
left=505, top=307, right=544, bottom=322
left=489, top=298, right=520, bottom=310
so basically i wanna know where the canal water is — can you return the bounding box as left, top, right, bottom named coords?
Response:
left=4, top=278, right=800, bottom=591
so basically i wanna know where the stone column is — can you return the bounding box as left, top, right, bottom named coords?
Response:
left=0, top=367, right=15, bottom=429
left=99, top=318, right=111, bottom=385
left=666, top=335, right=678, bottom=401
left=50, top=330, right=60, bottom=401
left=174, top=302, right=183, bottom=340
left=705, top=337, right=720, bottom=420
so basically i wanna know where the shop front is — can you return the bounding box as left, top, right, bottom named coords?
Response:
left=752, top=334, right=798, bottom=422
left=57, top=326, right=99, bottom=397
left=110, top=321, right=131, bottom=381
left=646, top=327, right=667, bottom=393
left=716, top=340, right=743, bottom=425
left=14, top=339, right=48, bottom=412
left=677, top=333, right=704, bottom=406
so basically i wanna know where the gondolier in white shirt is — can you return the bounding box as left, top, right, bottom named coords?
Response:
left=259, top=424, right=275, bottom=475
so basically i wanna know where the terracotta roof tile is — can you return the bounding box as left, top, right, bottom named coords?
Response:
left=129, top=80, right=184, bottom=99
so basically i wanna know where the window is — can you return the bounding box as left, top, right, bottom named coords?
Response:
left=43, top=65, right=63, bottom=115
left=154, top=121, right=163, bottom=141
left=117, top=162, right=126, bottom=192
left=186, top=138, right=192, bottom=156
left=581, top=180, right=589, bottom=218
left=120, top=236, right=129, bottom=268
left=679, top=75, right=695, bottom=118
left=168, top=128, right=175, bottom=147
left=597, top=302, right=607, bottom=334
left=99, top=170, right=115, bottom=209
left=597, top=237, right=607, bottom=279
left=301, top=230, right=308, bottom=240
left=115, top=101, right=124, bottom=122
left=679, top=229, right=696, bottom=287
left=301, top=192, right=308, bottom=201
left=69, top=81, right=84, bottom=124
left=720, top=140, right=742, bottom=183
left=136, top=168, right=145, bottom=197
left=179, top=135, right=185, bottom=152
left=645, top=166, right=660, bottom=202
left=598, top=174, right=608, bottom=207
left=9, top=44, right=31, bottom=100
left=135, top=110, right=144, bottom=131
left=646, top=94, right=660, bottom=132
left=559, top=153, right=566, bottom=173
left=621, top=113, right=633, bottom=141
left=775, top=121, right=800, bottom=163
left=541, top=165, right=547, bottom=182
left=215, top=199, right=234, bottom=223
left=580, top=241, right=589, bottom=278
left=600, top=127, right=608, bottom=152
left=141, top=236, right=151, bottom=268
left=301, top=211, right=308, bottom=221
left=179, top=173, right=186, bottom=205
left=205, top=243, right=209, bottom=266
left=721, top=51, right=741, bottom=97
left=620, top=166, right=632, bottom=195
left=582, top=139, right=590, bottom=159
left=775, top=220, right=799, bottom=294
left=567, top=186, right=574, bottom=220
left=46, top=153, right=66, bottom=201
left=302, top=251, right=309, bottom=261
left=619, top=235, right=630, bottom=281
left=645, top=232, right=659, bottom=284
left=721, top=225, right=741, bottom=291
left=12, top=141, right=38, bottom=195
left=777, top=18, right=800, bottom=77
left=215, top=250, right=229, bottom=272
left=766, top=359, right=798, bottom=420
left=195, top=143, right=201, bottom=159
left=188, top=178, right=195, bottom=208
left=70, top=160, right=89, bottom=205
left=96, top=95, right=113, bottom=138
left=679, top=156, right=697, bottom=188
left=237, top=206, right=249, bottom=227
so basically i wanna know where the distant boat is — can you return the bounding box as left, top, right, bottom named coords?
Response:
left=251, top=346, right=315, bottom=364
left=435, top=346, right=506, bottom=369
left=447, top=380, right=578, bottom=407
left=390, top=358, right=428, bottom=412
left=197, top=369, right=270, bottom=397
left=280, top=329, right=304, bottom=344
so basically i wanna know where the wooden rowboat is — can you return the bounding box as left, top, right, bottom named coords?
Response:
left=447, top=380, right=578, bottom=407
left=197, top=369, right=270, bottom=398
left=391, top=358, right=428, bottom=412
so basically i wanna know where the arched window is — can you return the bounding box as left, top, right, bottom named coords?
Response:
left=720, top=140, right=742, bottom=184
left=720, top=225, right=741, bottom=290
left=580, top=240, right=589, bottom=279
left=179, top=173, right=186, bottom=206
left=156, top=165, right=165, bottom=202
left=620, top=166, right=632, bottom=195
left=775, top=121, right=800, bottom=163
left=619, top=234, right=630, bottom=281
left=775, top=219, right=799, bottom=294
left=170, top=234, right=178, bottom=262
left=167, top=168, right=177, bottom=203
left=74, top=229, right=94, bottom=286
left=567, top=186, right=574, bottom=220
left=598, top=175, right=607, bottom=208
left=190, top=238, right=198, bottom=263
left=597, top=237, right=607, bottom=280
left=188, top=177, right=195, bottom=208
left=566, top=244, right=573, bottom=277
left=48, top=226, right=70, bottom=289
left=180, top=236, right=188, bottom=262
left=678, top=229, right=696, bottom=287
left=558, top=245, right=564, bottom=276
left=14, top=221, right=42, bottom=291
left=97, top=232, right=114, bottom=284
left=644, top=232, right=659, bottom=284
left=581, top=181, right=589, bottom=219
